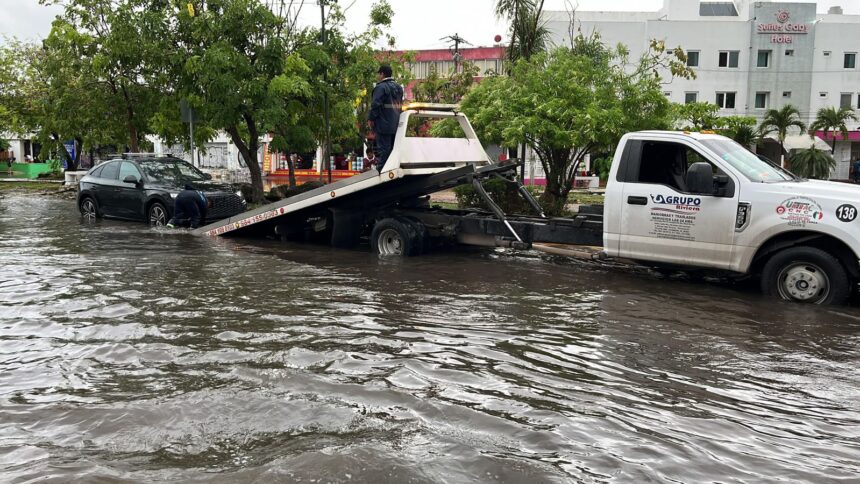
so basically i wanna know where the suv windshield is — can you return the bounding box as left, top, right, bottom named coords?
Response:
left=139, top=159, right=207, bottom=185
left=700, top=138, right=796, bottom=182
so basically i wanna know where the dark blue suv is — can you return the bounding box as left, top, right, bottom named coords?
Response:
left=77, top=156, right=246, bottom=226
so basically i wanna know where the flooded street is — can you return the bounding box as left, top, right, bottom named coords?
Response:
left=1, top=195, right=859, bottom=482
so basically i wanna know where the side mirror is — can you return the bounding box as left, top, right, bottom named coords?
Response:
left=203, top=173, right=212, bottom=180
left=685, top=162, right=714, bottom=195
left=123, top=175, right=139, bottom=185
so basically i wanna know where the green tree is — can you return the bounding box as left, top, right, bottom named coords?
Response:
left=673, top=102, right=720, bottom=130
left=809, top=106, right=858, bottom=154
left=790, top=148, right=836, bottom=179
left=160, top=0, right=295, bottom=203
left=719, top=115, right=760, bottom=150
left=457, top=36, right=692, bottom=215
left=759, top=104, right=806, bottom=166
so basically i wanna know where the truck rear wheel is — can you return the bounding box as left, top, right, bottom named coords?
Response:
left=760, top=246, right=850, bottom=305
left=371, top=218, right=423, bottom=256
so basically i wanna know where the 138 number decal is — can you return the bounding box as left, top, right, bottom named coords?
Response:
left=836, top=204, right=857, bottom=222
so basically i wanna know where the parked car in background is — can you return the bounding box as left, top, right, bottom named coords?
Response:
left=77, top=156, right=246, bottom=226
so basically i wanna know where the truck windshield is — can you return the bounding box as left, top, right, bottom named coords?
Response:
left=700, top=139, right=796, bottom=183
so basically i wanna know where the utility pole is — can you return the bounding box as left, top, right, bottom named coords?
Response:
left=320, top=0, right=335, bottom=184
left=441, top=33, right=470, bottom=72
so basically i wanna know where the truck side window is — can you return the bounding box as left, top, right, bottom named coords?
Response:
left=635, top=141, right=719, bottom=193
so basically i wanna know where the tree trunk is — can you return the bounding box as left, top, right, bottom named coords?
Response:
left=53, top=133, right=77, bottom=171
left=287, top=157, right=296, bottom=188
left=226, top=118, right=265, bottom=204
left=121, top=84, right=139, bottom=152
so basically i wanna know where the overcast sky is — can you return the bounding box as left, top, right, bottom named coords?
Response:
left=1, top=0, right=857, bottom=49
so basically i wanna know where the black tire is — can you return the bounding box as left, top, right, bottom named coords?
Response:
left=148, top=201, right=169, bottom=227
left=760, top=246, right=850, bottom=305
left=370, top=218, right=423, bottom=256
left=79, top=196, right=102, bottom=219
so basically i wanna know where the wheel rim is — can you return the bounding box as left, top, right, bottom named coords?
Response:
left=81, top=199, right=96, bottom=219
left=776, top=262, right=830, bottom=303
left=378, top=228, right=404, bottom=255
left=149, top=205, right=167, bottom=226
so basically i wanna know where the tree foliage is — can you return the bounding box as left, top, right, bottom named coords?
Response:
left=759, top=104, right=806, bottom=161
left=455, top=33, right=692, bottom=215
left=790, top=148, right=836, bottom=179
left=810, top=106, right=858, bottom=154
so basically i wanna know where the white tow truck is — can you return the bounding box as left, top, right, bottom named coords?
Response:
left=196, top=104, right=860, bottom=305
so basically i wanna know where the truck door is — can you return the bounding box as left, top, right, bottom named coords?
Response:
left=617, top=139, right=739, bottom=270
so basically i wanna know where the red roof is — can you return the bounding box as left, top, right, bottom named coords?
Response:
left=390, top=46, right=505, bottom=62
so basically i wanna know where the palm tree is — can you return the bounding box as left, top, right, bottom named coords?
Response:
left=495, top=0, right=549, bottom=180
left=809, top=106, right=858, bottom=154
left=495, top=0, right=549, bottom=63
left=725, top=124, right=760, bottom=151
left=790, top=148, right=836, bottom=179
left=759, top=104, right=807, bottom=167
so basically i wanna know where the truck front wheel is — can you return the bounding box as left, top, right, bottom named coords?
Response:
left=760, top=246, right=850, bottom=305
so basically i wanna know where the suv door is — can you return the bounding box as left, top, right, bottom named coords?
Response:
left=617, top=139, right=740, bottom=270
left=96, top=161, right=122, bottom=217
left=116, top=161, right=145, bottom=220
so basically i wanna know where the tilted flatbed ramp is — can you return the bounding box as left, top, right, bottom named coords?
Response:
left=195, top=106, right=502, bottom=238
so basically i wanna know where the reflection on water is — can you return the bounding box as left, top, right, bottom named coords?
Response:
left=1, top=195, right=858, bottom=482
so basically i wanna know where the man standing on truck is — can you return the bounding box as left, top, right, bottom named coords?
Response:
left=368, top=64, right=403, bottom=171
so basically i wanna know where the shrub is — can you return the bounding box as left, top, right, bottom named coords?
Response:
left=453, top=178, right=532, bottom=214
left=789, top=148, right=835, bottom=179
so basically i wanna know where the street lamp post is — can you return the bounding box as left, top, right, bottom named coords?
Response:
left=320, top=0, right=335, bottom=184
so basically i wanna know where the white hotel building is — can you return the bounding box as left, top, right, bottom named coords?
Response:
left=544, top=0, right=860, bottom=178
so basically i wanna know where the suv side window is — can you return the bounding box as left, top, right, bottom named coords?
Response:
left=100, top=161, right=120, bottom=180
left=119, top=161, right=142, bottom=182
left=631, top=141, right=723, bottom=193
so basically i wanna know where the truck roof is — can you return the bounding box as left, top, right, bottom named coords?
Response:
left=630, top=130, right=729, bottom=141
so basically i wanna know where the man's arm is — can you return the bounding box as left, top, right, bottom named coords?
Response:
left=368, top=85, right=384, bottom=122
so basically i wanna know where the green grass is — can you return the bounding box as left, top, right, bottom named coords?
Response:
left=567, top=192, right=605, bottom=205
left=431, top=201, right=459, bottom=210
left=0, top=181, right=67, bottom=192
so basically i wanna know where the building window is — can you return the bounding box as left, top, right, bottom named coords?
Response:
left=663, top=91, right=672, bottom=97
left=783, top=91, right=792, bottom=98
left=718, top=50, right=739, bottom=68
left=684, top=92, right=698, bottom=104
left=785, top=50, right=794, bottom=56
left=842, top=93, right=853, bottom=109
left=757, top=50, right=770, bottom=67
left=820, top=92, right=828, bottom=98
left=687, top=50, right=700, bottom=67
left=823, top=51, right=831, bottom=56
left=857, top=94, right=860, bottom=110
left=846, top=53, right=857, bottom=69
left=716, top=92, right=736, bottom=109
left=755, top=92, right=769, bottom=109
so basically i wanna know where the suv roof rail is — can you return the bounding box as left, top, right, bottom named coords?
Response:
left=121, top=152, right=168, bottom=159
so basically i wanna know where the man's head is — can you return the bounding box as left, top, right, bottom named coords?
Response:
left=366, top=148, right=375, bottom=158
left=184, top=183, right=196, bottom=191
left=377, top=64, right=392, bottom=81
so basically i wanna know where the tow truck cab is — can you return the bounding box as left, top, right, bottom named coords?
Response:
left=604, top=131, right=860, bottom=304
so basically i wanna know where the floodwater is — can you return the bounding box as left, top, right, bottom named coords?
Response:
left=1, top=195, right=858, bottom=483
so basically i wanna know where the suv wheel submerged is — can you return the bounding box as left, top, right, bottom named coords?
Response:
left=148, top=202, right=168, bottom=227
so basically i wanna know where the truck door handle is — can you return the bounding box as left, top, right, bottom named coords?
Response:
left=627, top=196, right=648, bottom=205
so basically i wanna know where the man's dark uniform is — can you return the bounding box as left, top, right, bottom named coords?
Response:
left=169, top=184, right=208, bottom=228
left=369, top=76, right=403, bottom=170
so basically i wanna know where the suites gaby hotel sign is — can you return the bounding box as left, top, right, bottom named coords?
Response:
left=757, top=10, right=809, bottom=43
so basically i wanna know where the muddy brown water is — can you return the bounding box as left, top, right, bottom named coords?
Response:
left=1, top=195, right=858, bottom=482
